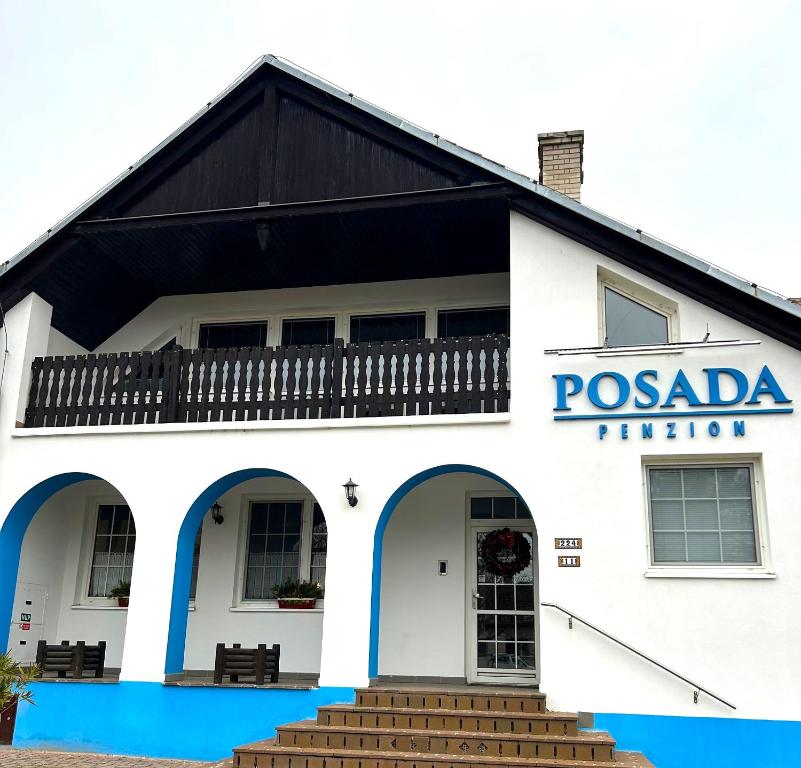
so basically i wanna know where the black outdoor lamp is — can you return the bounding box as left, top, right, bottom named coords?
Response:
left=343, top=479, right=359, bottom=507
left=210, top=501, right=224, bottom=525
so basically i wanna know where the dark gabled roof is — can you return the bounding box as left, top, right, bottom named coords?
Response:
left=3, top=55, right=801, bottom=351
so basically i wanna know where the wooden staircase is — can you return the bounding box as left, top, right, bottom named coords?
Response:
left=232, top=686, right=653, bottom=768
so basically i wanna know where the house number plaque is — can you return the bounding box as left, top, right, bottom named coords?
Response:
left=558, top=555, right=581, bottom=567
left=554, top=538, right=582, bottom=549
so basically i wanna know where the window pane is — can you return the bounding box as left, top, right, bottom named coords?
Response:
left=493, top=497, right=516, bottom=519
left=281, top=318, right=335, bottom=346
left=719, top=498, right=754, bottom=530
left=437, top=307, right=510, bottom=338
left=687, top=532, right=722, bottom=562
left=721, top=531, right=757, bottom=562
left=350, top=313, right=425, bottom=343
left=651, top=500, right=684, bottom=530
left=470, top=497, right=492, bottom=519
left=604, top=287, right=668, bottom=346
left=684, top=500, right=718, bottom=530
left=682, top=469, right=717, bottom=498
left=284, top=504, right=302, bottom=534
left=717, top=467, right=751, bottom=497
left=649, top=469, right=683, bottom=499
left=653, top=532, right=686, bottom=562
left=311, top=503, right=327, bottom=588
left=198, top=322, right=268, bottom=350
left=89, top=504, right=136, bottom=597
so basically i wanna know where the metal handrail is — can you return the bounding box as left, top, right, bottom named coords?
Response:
left=541, top=602, right=736, bottom=710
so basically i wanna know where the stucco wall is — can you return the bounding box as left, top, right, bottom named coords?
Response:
left=378, top=473, right=509, bottom=678
left=0, top=211, right=799, bottom=725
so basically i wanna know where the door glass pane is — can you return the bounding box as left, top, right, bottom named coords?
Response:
left=475, top=529, right=536, bottom=673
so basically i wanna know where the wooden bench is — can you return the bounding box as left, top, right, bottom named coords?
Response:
left=213, top=643, right=280, bottom=684
left=36, top=640, right=106, bottom=679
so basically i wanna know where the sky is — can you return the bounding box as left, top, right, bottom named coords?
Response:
left=1, top=1, right=799, bottom=295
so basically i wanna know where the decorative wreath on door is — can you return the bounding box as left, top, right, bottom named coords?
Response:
left=481, top=528, right=532, bottom=577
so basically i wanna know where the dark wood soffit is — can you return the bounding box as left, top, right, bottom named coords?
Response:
left=510, top=196, right=801, bottom=352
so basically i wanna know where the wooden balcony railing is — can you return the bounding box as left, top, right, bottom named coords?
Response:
left=23, top=335, right=510, bottom=428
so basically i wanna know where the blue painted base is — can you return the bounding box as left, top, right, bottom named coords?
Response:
left=13, top=682, right=355, bottom=761
left=593, top=712, right=801, bottom=768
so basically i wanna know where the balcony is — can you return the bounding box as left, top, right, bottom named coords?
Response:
left=23, top=335, right=510, bottom=428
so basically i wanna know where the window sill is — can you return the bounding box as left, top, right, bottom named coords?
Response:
left=71, top=604, right=128, bottom=610
left=229, top=602, right=324, bottom=613
left=644, top=567, right=776, bottom=579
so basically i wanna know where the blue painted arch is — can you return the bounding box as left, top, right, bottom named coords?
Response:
left=368, top=463, right=533, bottom=679
left=0, top=473, right=103, bottom=653
left=164, top=468, right=302, bottom=675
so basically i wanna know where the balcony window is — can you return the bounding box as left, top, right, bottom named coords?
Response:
left=438, top=307, right=509, bottom=338
left=281, top=317, right=335, bottom=346
left=350, top=312, right=425, bottom=343
left=198, top=321, right=268, bottom=349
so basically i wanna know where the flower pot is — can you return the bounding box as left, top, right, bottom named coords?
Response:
left=277, top=598, right=317, bottom=609
left=0, top=694, right=18, bottom=746
left=117, top=596, right=129, bottom=608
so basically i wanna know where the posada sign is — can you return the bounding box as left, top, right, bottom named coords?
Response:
left=552, top=365, right=793, bottom=441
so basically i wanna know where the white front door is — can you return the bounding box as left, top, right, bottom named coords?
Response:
left=467, top=525, right=538, bottom=685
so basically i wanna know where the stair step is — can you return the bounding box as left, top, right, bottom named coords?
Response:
left=233, top=741, right=654, bottom=768
left=318, top=704, right=578, bottom=736
left=276, top=720, right=615, bottom=762
left=357, top=687, right=546, bottom=714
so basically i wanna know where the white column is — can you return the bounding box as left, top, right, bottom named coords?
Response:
left=317, top=489, right=377, bottom=688
left=0, top=292, right=53, bottom=432
left=118, top=488, right=182, bottom=682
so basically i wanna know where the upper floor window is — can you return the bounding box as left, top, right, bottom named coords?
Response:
left=88, top=504, right=136, bottom=598
left=281, top=317, right=335, bottom=346
left=603, top=287, right=669, bottom=347
left=438, top=307, right=509, bottom=338
left=198, top=321, right=268, bottom=349
left=350, top=312, right=425, bottom=344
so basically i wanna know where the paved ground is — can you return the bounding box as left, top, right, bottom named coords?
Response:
left=0, top=749, right=230, bottom=767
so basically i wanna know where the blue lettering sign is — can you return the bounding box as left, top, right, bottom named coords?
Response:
left=553, top=374, right=583, bottom=411
left=705, top=368, right=748, bottom=406
left=662, top=369, right=702, bottom=408
left=587, top=372, right=630, bottom=409
left=747, top=365, right=791, bottom=405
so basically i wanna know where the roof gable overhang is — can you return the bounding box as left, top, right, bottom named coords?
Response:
left=2, top=55, right=800, bottom=351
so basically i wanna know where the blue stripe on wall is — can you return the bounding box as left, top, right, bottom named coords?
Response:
left=592, top=712, right=801, bottom=768
left=14, top=682, right=355, bottom=761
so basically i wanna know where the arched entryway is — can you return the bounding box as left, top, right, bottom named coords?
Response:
left=1, top=473, right=138, bottom=675
left=165, top=468, right=329, bottom=681
left=370, top=464, right=539, bottom=685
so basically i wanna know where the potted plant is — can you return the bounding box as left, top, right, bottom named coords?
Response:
left=272, top=580, right=324, bottom=609
left=110, top=580, right=131, bottom=608
left=0, top=652, right=38, bottom=746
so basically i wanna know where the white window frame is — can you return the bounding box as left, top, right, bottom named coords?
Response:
left=231, top=493, right=325, bottom=610
left=191, top=316, right=271, bottom=349
left=75, top=495, right=134, bottom=608
left=642, top=455, right=775, bottom=579
left=598, top=268, right=679, bottom=348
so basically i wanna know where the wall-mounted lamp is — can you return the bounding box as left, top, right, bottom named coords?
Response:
left=343, top=479, right=359, bottom=507
left=210, top=501, right=224, bottom=525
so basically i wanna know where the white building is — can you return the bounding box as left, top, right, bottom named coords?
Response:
left=1, top=56, right=799, bottom=768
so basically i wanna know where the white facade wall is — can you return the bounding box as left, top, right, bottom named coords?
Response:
left=379, top=473, right=509, bottom=679
left=0, top=212, right=799, bottom=725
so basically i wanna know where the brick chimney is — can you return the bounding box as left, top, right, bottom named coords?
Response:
left=537, top=130, right=584, bottom=201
